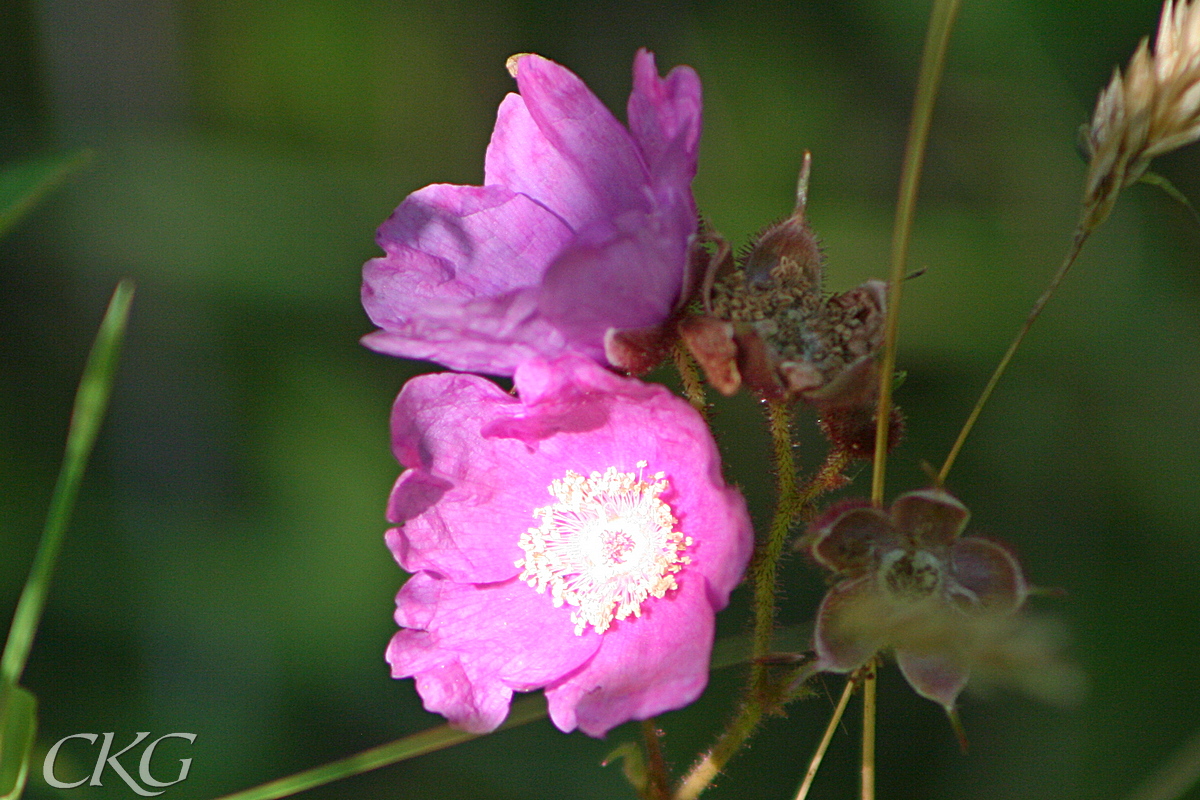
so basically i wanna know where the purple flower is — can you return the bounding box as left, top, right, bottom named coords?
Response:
left=362, top=51, right=702, bottom=376
left=807, top=489, right=1028, bottom=710
left=385, top=355, right=753, bottom=736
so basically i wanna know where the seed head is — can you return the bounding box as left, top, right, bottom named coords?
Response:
left=1083, top=0, right=1200, bottom=229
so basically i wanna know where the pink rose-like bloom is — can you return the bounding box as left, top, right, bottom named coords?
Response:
left=362, top=50, right=702, bottom=376
left=385, top=355, right=753, bottom=736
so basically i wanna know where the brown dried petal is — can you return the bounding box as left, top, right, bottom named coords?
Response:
left=894, top=649, right=970, bottom=711
left=810, top=502, right=895, bottom=574
left=949, top=538, right=1028, bottom=614
left=678, top=315, right=741, bottom=395
left=825, top=280, right=887, bottom=358
left=778, top=360, right=825, bottom=396
left=803, top=353, right=879, bottom=408
left=603, top=322, right=675, bottom=375
left=890, top=489, right=970, bottom=551
left=732, top=323, right=786, bottom=399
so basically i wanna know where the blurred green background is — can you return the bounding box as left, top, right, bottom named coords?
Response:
left=3, top=0, right=1199, bottom=798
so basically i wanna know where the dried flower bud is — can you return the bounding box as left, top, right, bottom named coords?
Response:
left=1083, top=0, right=1200, bottom=229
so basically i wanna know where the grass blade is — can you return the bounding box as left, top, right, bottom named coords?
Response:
left=206, top=623, right=809, bottom=800
left=0, top=150, right=94, bottom=239
left=209, top=695, right=549, bottom=800
left=0, top=280, right=136, bottom=686
left=0, top=684, right=37, bottom=799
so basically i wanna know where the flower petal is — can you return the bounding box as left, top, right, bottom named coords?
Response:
left=387, top=372, right=551, bottom=582
left=385, top=356, right=751, bottom=736
left=399, top=648, right=513, bottom=733
left=890, top=488, right=970, bottom=550
left=627, top=49, right=702, bottom=189
left=484, top=91, right=607, bottom=231
left=362, top=288, right=566, bottom=377
left=809, top=500, right=894, bottom=574
left=537, top=213, right=690, bottom=379
left=894, top=649, right=970, bottom=710
left=500, top=54, right=650, bottom=224
left=813, top=576, right=888, bottom=673
left=389, top=573, right=602, bottom=733
left=393, top=573, right=601, bottom=685
left=544, top=574, right=714, bottom=737
left=949, top=537, right=1028, bottom=614
left=361, top=183, right=575, bottom=374
left=366, top=52, right=700, bottom=375
left=371, top=184, right=572, bottom=295
left=504, top=357, right=753, bottom=598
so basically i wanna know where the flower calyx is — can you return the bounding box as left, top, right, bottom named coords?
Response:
left=806, top=488, right=1029, bottom=710
left=677, top=153, right=895, bottom=456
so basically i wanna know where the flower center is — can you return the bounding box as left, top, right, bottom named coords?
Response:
left=515, top=461, right=691, bottom=635
left=879, top=549, right=943, bottom=603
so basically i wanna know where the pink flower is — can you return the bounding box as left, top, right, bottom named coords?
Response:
left=807, top=489, right=1028, bottom=710
left=385, top=355, right=753, bottom=736
left=362, top=51, right=702, bottom=376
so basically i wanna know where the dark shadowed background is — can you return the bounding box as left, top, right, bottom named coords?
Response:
left=3, top=0, right=1199, bottom=798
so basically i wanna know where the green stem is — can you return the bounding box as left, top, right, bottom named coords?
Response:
left=752, top=400, right=799, bottom=661
left=864, top=3, right=960, bottom=796
left=794, top=678, right=856, bottom=800
left=1, top=280, right=135, bottom=686
left=937, top=226, right=1091, bottom=484
left=860, top=662, right=877, bottom=800
left=871, top=0, right=962, bottom=504
left=674, top=421, right=849, bottom=800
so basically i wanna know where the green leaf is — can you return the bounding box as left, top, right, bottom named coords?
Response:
left=0, top=149, right=94, bottom=239
left=0, top=683, right=37, bottom=800
left=1139, top=170, right=1200, bottom=226
left=0, top=281, right=135, bottom=687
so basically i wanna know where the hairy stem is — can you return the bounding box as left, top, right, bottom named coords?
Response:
left=673, top=340, right=708, bottom=414
left=753, top=400, right=800, bottom=660
left=643, top=720, right=671, bottom=800
left=675, top=417, right=849, bottom=800
left=938, top=226, right=1091, bottom=484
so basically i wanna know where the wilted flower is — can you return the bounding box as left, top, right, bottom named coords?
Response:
left=386, top=355, right=754, bottom=736
left=679, top=155, right=895, bottom=456
left=807, top=489, right=1030, bottom=710
left=1083, top=0, right=1200, bottom=228
left=362, top=50, right=702, bottom=376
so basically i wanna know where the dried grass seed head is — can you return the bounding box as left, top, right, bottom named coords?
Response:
left=1084, top=0, right=1200, bottom=226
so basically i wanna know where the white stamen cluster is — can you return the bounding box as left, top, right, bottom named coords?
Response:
left=515, top=461, right=692, bottom=635
left=1084, top=0, right=1200, bottom=226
